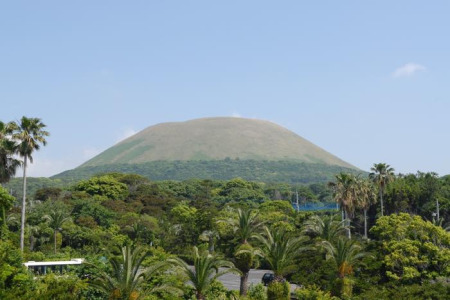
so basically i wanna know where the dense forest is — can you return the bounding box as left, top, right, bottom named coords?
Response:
left=52, top=159, right=361, bottom=184
left=1, top=118, right=450, bottom=299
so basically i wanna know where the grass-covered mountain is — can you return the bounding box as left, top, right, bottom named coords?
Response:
left=54, top=117, right=361, bottom=183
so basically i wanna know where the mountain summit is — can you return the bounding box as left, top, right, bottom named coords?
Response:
left=81, top=117, right=355, bottom=169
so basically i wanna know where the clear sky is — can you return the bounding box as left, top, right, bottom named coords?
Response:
left=1, top=1, right=449, bottom=177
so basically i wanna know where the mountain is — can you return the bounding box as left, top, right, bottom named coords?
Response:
left=54, top=117, right=360, bottom=183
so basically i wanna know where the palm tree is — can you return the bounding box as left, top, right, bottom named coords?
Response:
left=27, top=224, right=41, bottom=251
left=217, top=208, right=263, bottom=296
left=355, top=178, right=377, bottom=239
left=251, top=226, right=309, bottom=281
left=0, top=121, right=20, bottom=184
left=234, top=242, right=261, bottom=296
left=369, top=163, right=395, bottom=216
left=44, top=209, right=71, bottom=254
left=303, top=214, right=347, bottom=243
left=168, top=246, right=239, bottom=300
left=219, top=208, right=264, bottom=244
left=12, top=116, right=49, bottom=251
left=328, top=173, right=358, bottom=239
left=92, top=245, right=172, bottom=300
left=321, top=238, right=370, bottom=297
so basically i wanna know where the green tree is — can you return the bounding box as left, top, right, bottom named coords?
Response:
left=321, top=238, right=369, bottom=297
left=44, top=209, right=71, bottom=254
left=215, top=178, right=267, bottom=204
left=303, top=214, right=347, bottom=243
left=91, top=245, right=171, bottom=300
left=370, top=213, right=450, bottom=283
left=73, top=175, right=129, bottom=201
left=0, top=239, right=34, bottom=299
left=12, top=116, right=49, bottom=251
left=328, top=173, right=358, bottom=239
left=354, top=178, right=377, bottom=239
left=0, top=121, right=21, bottom=184
left=369, top=163, right=395, bottom=216
left=0, top=187, right=15, bottom=234
left=252, top=226, right=309, bottom=281
left=217, top=208, right=264, bottom=295
left=168, top=246, right=239, bottom=300
left=220, top=208, right=263, bottom=245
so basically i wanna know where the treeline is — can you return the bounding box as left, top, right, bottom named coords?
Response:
left=1, top=171, right=450, bottom=299
left=52, top=159, right=361, bottom=184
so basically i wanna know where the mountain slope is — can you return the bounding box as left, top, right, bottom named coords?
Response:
left=81, top=117, right=355, bottom=169
left=54, top=117, right=360, bottom=183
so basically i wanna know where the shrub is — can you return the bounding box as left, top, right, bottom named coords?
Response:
left=295, top=284, right=338, bottom=300
left=267, top=281, right=290, bottom=300
left=248, top=283, right=266, bottom=300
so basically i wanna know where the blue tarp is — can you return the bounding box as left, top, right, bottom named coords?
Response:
left=293, top=202, right=338, bottom=211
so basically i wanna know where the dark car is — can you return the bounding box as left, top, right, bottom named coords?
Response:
left=261, top=273, right=275, bottom=286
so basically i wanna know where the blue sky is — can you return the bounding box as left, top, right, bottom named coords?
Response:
left=1, top=1, right=449, bottom=177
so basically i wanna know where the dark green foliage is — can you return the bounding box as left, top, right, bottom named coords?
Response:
left=34, top=187, right=62, bottom=201
left=248, top=283, right=267, bottom=300
left=3, top=177, right=71, bottom=203
left=215, top=177, right=267, bottom=204
left=53, top=159, right=362, bottom=184
left=0, top=186, right=15, bottom=230
left=72, top=199, right=116, bottom=228
left=1, top=165, right=450, bottom=299
left=354, top=282, right=450, bottom=300
left=267, top=281, right=290, bottom=300
left=291, top=250, right=336, bottom=290
left=0, top=121, right=21, bottom=184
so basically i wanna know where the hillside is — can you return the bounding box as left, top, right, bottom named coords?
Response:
left=55, top=117, right=360, bottom=183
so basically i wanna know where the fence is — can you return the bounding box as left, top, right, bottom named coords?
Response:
left=292, top=202, right=338, bottom=211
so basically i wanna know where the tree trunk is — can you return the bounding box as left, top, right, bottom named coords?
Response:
left=196, top=291, right=205, bottom=300
left=240, top=271, right=249, bottom=296
left=436, top=198, right=440, bottom=222
left=347, top=218, right=351, bottom=239
left=30, top=234, right=35, bottom=251
left=363, top=209, right=368, bottom=239
left=54, top=230, right=57, bottom=254
left=20, top=157, right=27, bottom=252
left=343, top=210, right=351, bottom=239
left=208, top=235, right=214, bottom=253
left=379, top=189, right=384, bottom=216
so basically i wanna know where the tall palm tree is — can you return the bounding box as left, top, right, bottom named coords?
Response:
left=92, top=245, right=172, bottom=300
left=355, top=178, right=377, bottom=239
left=251, top=226, right=309, bottom=281
left=328, top=173, right=358, bottom=239
left=321, top=238, right=370, bottom=297
left=12, top=116, right=49, bottom=251
left=0, top=121, right=21, bottom=184
left=217, top=208, right=264, bottom=296
left=44, top=209, right=71, bottom=254
left=369, top=163, right=395, bottom=216
left=168, top=246, right=239, bottom=300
